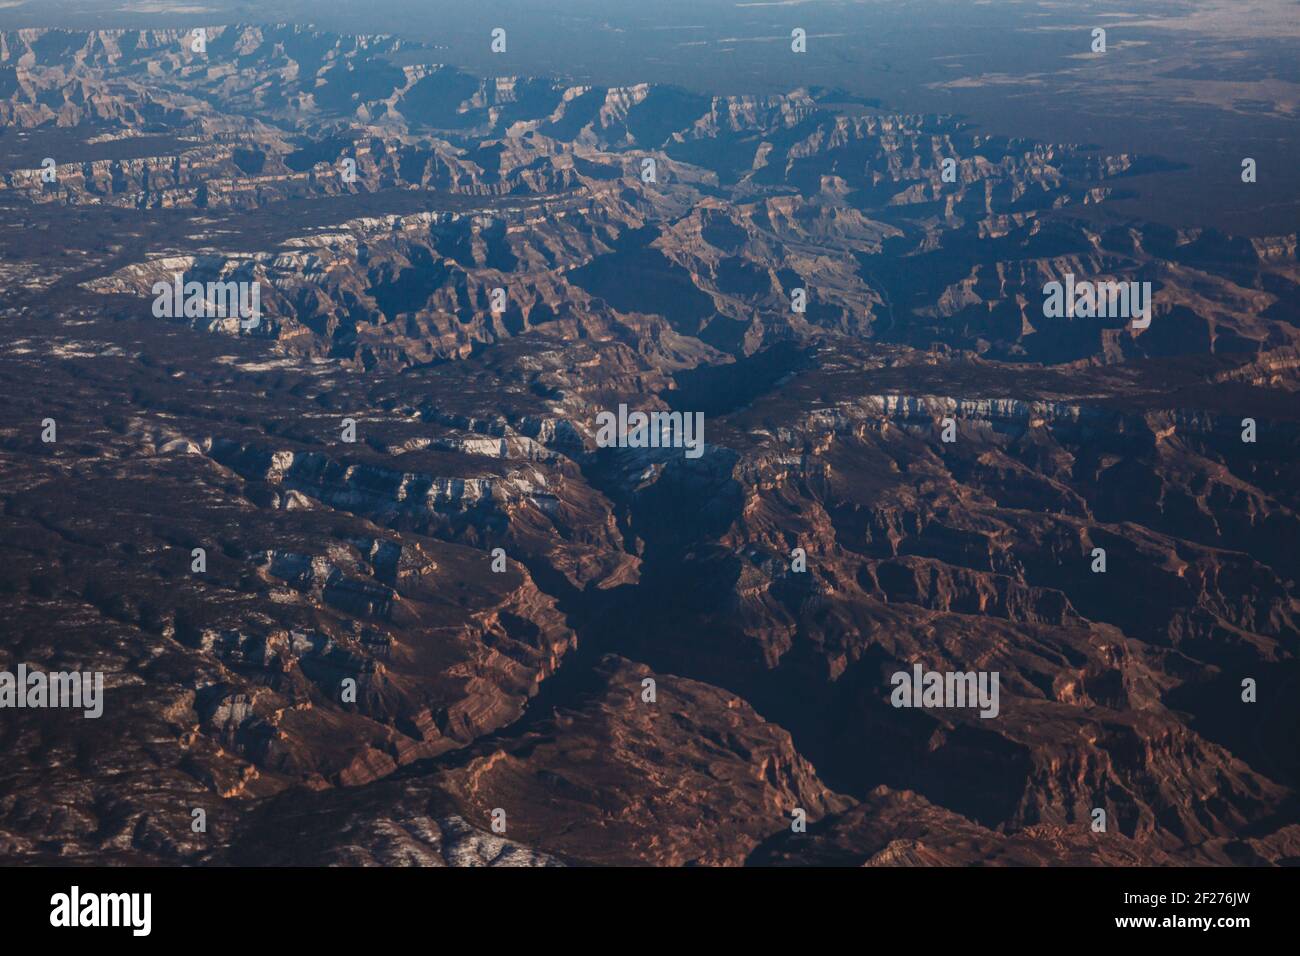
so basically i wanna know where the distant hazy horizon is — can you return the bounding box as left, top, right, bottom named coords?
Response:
left=3, top=1, right=1298, bottom=232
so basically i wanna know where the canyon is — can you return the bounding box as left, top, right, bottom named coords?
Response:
left=0, top=23, right=1297, bottom=867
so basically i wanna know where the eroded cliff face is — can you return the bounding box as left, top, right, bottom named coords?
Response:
left=0, top=25, right=1297, bottom=867
left=11, top=26, right=1294, bottom=371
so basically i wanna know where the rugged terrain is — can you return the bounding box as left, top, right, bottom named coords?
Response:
left=0, top=24, right=1297, bottom=866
